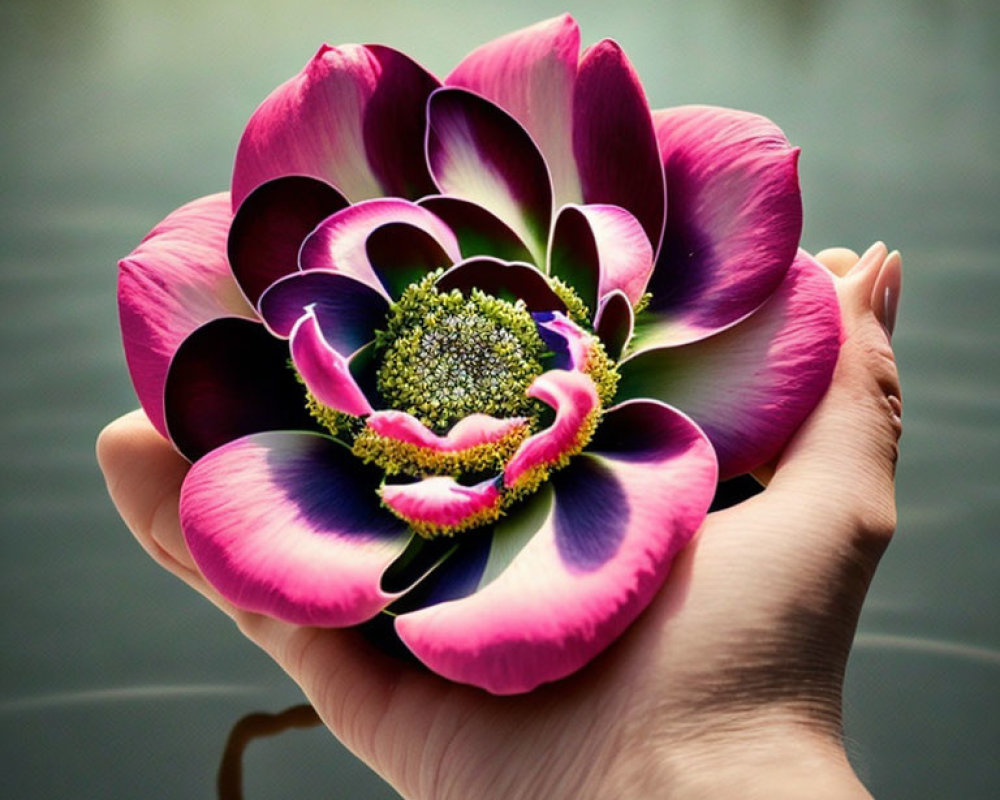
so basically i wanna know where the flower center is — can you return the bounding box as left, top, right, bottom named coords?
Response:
left=375, top=275, right=547, bottom=433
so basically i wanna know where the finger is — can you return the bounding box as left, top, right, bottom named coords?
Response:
left=814, top=246, right=860, bottom=277
left=97, top=411, right=239, bottom=617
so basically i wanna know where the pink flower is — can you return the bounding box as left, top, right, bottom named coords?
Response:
left=118, top=16, right=841, bottom=694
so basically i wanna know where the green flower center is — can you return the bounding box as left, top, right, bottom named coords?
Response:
left=375, top=275, right=547, bottom=433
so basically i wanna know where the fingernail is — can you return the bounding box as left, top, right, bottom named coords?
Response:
left=872, top=250, right=902, bottom=338
left=852, top=241, right=888, bottom=274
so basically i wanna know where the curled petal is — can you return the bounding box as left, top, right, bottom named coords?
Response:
left=227, top=176, right=348, bottom=306
left=164, top=317, right=316, bottom=463
left=381, top=477, right=503, bottom=535
left=436, top=257, right=567, bottom=313
left=181, top=432, right=411, bottom=626
left=395, top=401, right=716, bottom=694
left=619, top=250, right=841, bottom=479
left=504, top=370, right=600, bottom=489
left=290, top=310, right=374, bottom=417
left=367, top=411, right=529, bottom=453
left=299, top=199, right=461, bottom=297
left=446, top=13, right=583, bottom=207
left=573, top=40, right=665, bottom=252
left=639, top=105, right=802, bottom=347
left=419, top=196, right=534, bottom=264
left=532, top=311, right=593, bottom=371
left=426, top=88, right=553, bottom=266
left=232, top=44, right=438, bottom=207
left=594, top=290, right=634, bottom=361
left=119, top=193, right=254, bottom=438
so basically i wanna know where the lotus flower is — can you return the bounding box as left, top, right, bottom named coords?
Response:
left=118, top=15, right=841, bottom=694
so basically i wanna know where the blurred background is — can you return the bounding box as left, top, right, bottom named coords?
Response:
left=1, top=0, right=997, bottom=796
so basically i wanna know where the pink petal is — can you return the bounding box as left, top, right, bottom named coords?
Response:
left=446, top=14, right=583, bottom=207
left=118, top=193, right=254, bottom=438
left=181, top=431, right=411, bottom=626
left=231, top=44, right=439, bottom=207
left=395, top=400, right=717, bottom=694
left=426, top=88, right=553, bottom=266
left=289, top=310, right=374, bottom=417
left=299, top=199, right=461, bottom=296
left=381, top=477, right=502, bottom=532
left=619, top=250, right=841, bottom=479
left=504, top=370, right=599, bottom=489
left=573, top=40, right=665, bottom=252
left=638, top=105, right=802, bottom=348
left=532, top=311, right=594, bottom=371
left=164, top=317, right=316, bottom=462
left=367, top=411, right=529, bottom=453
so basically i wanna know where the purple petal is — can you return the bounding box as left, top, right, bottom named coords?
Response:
left=228, top=176, right=348, bottom=306
left=119, top=193, right=255, bottom=438
left=436, top=257, right=567, bottom=314
left=619, top=250, right=841, bottom=479
left=419, top=196, right=534, bottom=264
left=289, top=310, right=375, bottom=417
left=639, top=105, right=802, bottom=348
left=231, top=44, right=439, bottom=207
left=299, top=199, right=461, bottom=296
left=446, top=14, right=583, bottom=207
left=532, top=311, right=594, bottom=371
left=258, top=270, right=389, bottom=353
left=395, top=401, right=716, bottom=694
left=426, top=88, right=553, bottom=266
left=163, top=317, right=315, bottom=462
left=573, top=40, right=665, bottom=252
left=594, top=290, right=634, bottom=361
left=365, top=222, right=455, bottom=298
left=180, top=431, right=411, bottom=626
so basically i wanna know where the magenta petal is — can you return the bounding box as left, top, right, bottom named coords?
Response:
left=231, top=44, right=438, bottom=207
left=228, top=176, right=348, bottom=306
left=446, top=14, right=582, bottom=207
left=181, top=431, right=411, bottom=626
left=367, top=411, right=528, bottom=453
left=395, top=401, right=716, bottom=694
left=381, top=477, right=502, bottom=532
left=573, top=40, right=665, bottom=252
left=639, top=105, right=802, bottom=347
left=619, top=250, right=841, bottom=479
left=258, top=270, right=389, bottom=352
left=532, top=312, right=594, bottom=371
left=419, top=196, right=534, bottom=264
left=299, top=199, right=460, bottom=296
left=426, top=88, right=553, bottom=266
left=119, top=193, right=255, bottom=438
left=290, top=310, right=374, bottom=417
left=436, top=257, right=567, bottom=314
left=164, top=317, right=316, bottom=462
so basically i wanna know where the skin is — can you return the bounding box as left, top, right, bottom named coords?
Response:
left=98, top=244, right=902, bottom=799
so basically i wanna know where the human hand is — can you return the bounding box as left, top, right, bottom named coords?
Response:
left=98, top=243, right=901, bottom=799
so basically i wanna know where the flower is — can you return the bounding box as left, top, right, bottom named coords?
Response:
left=118, top=15, right=841, bottom=695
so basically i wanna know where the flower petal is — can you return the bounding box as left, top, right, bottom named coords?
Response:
left=436, top=257, right=567, bottom=314
left=367, top=411, right=529, bottom=453
left=532, top=311, right=593, bottom=371
left=258, top=270, right=389, bottom=352
left=503, top=370, right=599, bottom=489
left=299, top=198, right=461, bottom=296
left=163, top=317, right=316, bottom=462
left=395, top=401, right=716, bottom=694
left=180, top=431, right=411, bottom=626
left=365, top=221, right=456, bottom=298
left=573, top=40, right=665, bottom=252
left=426, top=88, right=553, bottom=266
left=381, top=477, right=503, bottom=533
left=446, top=14, right=583, bottom=207
left=289, top=310, right=375, bottom=417
left=419, top=196, right=534, bottom=264
left=594, top=290, right=634, bottom=361
left=227, top=175, right=348, bottom=306
left=618, top=250, right=841, bottom=479
left=231, top=44, right=438, bottom=207
left=637, top=105, right=802, bottom=348
left=119, top=193, right=254, bottom=438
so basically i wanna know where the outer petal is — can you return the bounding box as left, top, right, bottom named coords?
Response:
left=231, top=44, right=439, bottom=207
left=619, top=250, right=841, bottom=479
left=573, top=40, right=665, bottom=252
left=290, top=310, right=374, bottom=417
left=446, top=14, right=583, bottom=207
left=180, top=431, right=412, bottom=626
left=118, top=193, right=254, bottom=438
left=163, top=317, right=316, bottom=462
left=426, top=88, right=553, bottom=266
left=299, top=199, right=461, bottom=297
left=395, top=401, right=717, bottom=694
left=637, top=105, right=802, bottom=348
left=227, top=175, right=348, bottom=306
